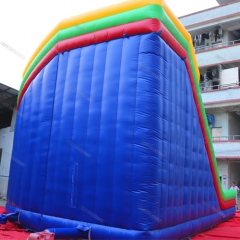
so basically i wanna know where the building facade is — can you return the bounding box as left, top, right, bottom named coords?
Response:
left=180, top=0, right=240, bottom=202
left=0, top=83, right=18, bottom=198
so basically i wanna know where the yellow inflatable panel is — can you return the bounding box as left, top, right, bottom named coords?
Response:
left=22, top=0, right=199, bottom=79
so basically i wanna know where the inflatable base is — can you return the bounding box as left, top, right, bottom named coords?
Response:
left=6, top=204, right=235, bottom=239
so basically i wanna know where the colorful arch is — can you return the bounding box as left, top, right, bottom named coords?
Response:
left=21, top=0, right=198, bottom=80
left=19, top=3, right=200, bottom=105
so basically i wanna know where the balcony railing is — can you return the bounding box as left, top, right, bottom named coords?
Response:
left=195, top=39, right=240, bottom=53
left=200, top=82, right=240, bottom=92
left=212, top=135, right=240, bottom=141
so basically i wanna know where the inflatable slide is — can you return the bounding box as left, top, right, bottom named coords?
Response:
left=1, top=0, right=237, bottom=239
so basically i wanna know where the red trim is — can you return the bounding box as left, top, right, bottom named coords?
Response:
left=18, top=19, right=187, bottom=108
left=159, top=24, right=186, bottom=59
left=18, top=19, right=163, bottom=108
left=18, top=18, right=235, bottom=209
left=179, top=0, right=240, bottom=19
left=156, top=27, right=220, bottom=197
left=187, top=69, right=236, bottom=209
left=158, top=25, right=236, bottom=208
left=160, top=26, right=236, bottom=209
left=185, top=58, right=235, bottom=209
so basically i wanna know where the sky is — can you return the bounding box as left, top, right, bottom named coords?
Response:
left=0, top=0, right=219, bottom=90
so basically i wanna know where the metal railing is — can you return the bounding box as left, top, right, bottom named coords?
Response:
left=212, top=135, right=240, bottom=141
left=195, top=39, right=240, bottom=52
left=200, top=82, right=240, bottom=92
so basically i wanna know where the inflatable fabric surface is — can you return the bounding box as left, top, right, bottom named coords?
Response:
left=6, top=1, right=236, bottom=239
left=16, top=2, right=236, bottom=208
left=7, top=30, right=235, bottom=239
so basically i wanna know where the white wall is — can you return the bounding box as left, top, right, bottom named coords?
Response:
left=196, top=44, right=240, bottom=67
left=228, top=112, right=240, bottom=138
left=212, top=112, right=228, bottom=137
left=221, top=67, right=239, bottom=86
left=217, top=159, right=229, bottom=190
left=228, top=162, right=240, bottom=189
left=0, top=126, right=14, bottom=196
left=201, top=86, right=240, bottom=103
left=217, top=160, right=240, bottom=207
left=228, top=162, right=240, bottom=207
left=214, top=141, right=240, bottom=157
left=0, top=108, right=17, bottom=197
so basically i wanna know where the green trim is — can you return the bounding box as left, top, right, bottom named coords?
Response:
left=198, top=91, right=236, bottom=200
left=19, top=4, right=235, bottom=202
left=19, top=5, right=195, bottom=100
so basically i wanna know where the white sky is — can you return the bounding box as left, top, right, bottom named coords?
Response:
left=0, top=0, right=219, bottom=90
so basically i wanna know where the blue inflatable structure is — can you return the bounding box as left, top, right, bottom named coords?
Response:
left=4, top=1, right=236, bottom=239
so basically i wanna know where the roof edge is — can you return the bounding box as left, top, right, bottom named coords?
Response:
left=179, top=0, right=240, bottom=19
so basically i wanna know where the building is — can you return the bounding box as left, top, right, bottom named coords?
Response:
left=0, top=83, right=18, bottom=198
left=179, top=0, right=240, bottom=197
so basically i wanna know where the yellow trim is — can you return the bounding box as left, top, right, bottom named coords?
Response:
left=22, top=0, right=199, bottom=79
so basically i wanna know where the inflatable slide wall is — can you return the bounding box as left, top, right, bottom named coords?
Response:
left=2, top=0, right=237, bottom=239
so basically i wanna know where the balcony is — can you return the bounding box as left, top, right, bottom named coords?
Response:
left=179, top=1, right=240, bottom=27
left=196, top=42, right=240, bottom=67
left=200, top=82, right=239, bottom=91
left=200, top=83, right=240, bottom=108
left=213, top=140, right=240, bottom=158
left=195, top=39, right=240, bottom=53
left=212, top=135, right=240, bottom=141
